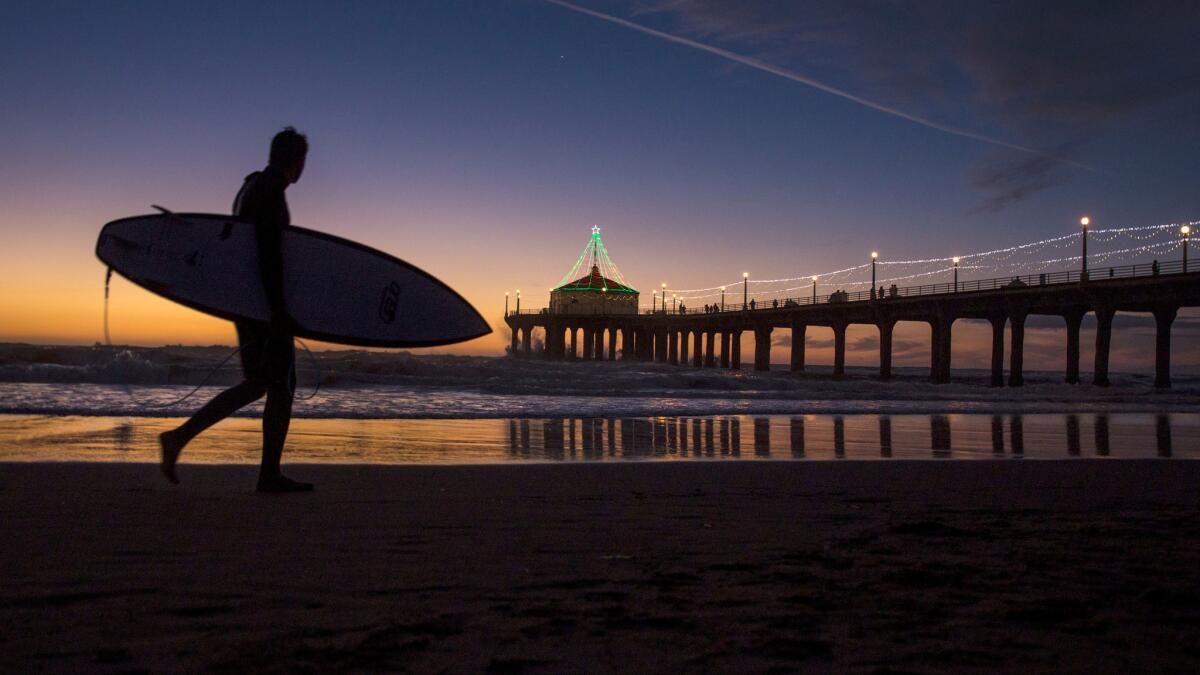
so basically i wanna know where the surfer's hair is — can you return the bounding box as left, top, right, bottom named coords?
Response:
left=269, top=127, right=308, bottom=166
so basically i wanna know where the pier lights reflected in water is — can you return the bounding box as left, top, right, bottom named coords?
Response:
left=506, top=413, right=1188, bottom=462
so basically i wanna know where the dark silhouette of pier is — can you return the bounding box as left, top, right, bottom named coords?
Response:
left=506, top=259, right=1200, bottom=388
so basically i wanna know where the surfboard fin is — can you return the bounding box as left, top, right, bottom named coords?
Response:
left=151, top=204, right=184, bottom=223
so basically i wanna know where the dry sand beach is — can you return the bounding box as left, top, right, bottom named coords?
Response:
left=3, top=460, right=1199, bottom=673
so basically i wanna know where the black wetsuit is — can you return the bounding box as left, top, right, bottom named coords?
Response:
left=232, top=165, right=295, bottom=392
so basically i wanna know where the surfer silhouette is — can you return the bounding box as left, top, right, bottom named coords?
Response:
left=159, top=127, right=312, bottom=492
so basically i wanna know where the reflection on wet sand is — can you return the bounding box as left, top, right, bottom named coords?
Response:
left=505, top=413, right=1188, bottom=462
left=112, top=422, right=134, bottom=453
left=931, top=415, right=951, bottom=458
left=754, top=417, right=769, bottom=457
left=790, top=417, right=804, bottom=458
left=1157, top=414, right=1172, bottom=458
left=1067, top=415, right=1081, bottom=456
left=0, top=412, right=1192, bottom=464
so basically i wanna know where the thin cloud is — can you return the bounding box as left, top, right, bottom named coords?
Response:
left=968, top=147, right=1074, bottom=214
left=542, top=0, right=1089, bottom=169
left=642, top=1, right=1200, bottom=130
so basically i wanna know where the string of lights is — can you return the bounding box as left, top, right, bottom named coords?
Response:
left=556, top=242, right=594, bottom=288
left=671, top=267, right=956, bottom=301
left=658, top=226, right=1190, bottom=306
left=597, top=240, right=630, bottom=287
left=946, top=240, right=1179, bottom=274
left=556, top=226, right=632, bottom=290
left=659, top=219, right=1196, bottom=297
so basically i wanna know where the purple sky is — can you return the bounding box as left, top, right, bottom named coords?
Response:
left=0, top=1, right=1197, bottom=370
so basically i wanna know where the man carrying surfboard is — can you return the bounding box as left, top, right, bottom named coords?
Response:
left=159, top=127, right=312, bottom=493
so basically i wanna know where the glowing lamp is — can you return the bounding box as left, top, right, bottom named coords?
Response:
left=1183, top=225, right=1192, bottom=236
left=1080, top=216, right=1090, bottom=227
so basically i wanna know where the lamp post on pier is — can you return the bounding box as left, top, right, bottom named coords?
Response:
left=742, top=272, right=749, bottom=310
left=720, top=286, right=726, bottom=312
left=515, top=289, right=520, bottom=314
left=811, top=276, right=817, bottom=304
left=505, top=291, right=509, bottom=316
left=870, top=252, right=878, bottom=299
left=953, top=257, right=960, bottom=292
left=672, top=294, right=677, bottom=313
left=1080, top=216, right=1090, bottom=280
left=661, top=283, right=667, bottom=314
left=1183, top=225, right=1191, bottom=273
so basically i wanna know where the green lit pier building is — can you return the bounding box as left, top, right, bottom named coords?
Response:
left=549, top=227, right=639, bottom=315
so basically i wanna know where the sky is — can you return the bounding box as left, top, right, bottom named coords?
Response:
left=1, top=0, right=1198, bottom=371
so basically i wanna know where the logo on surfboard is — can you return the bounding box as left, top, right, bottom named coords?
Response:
left=378, top=281, right=401, bottom=324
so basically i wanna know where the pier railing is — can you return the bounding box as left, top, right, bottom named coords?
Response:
left=506, top=257, right=1192, bottom=317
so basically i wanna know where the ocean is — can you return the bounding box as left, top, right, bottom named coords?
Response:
left=1, top=343, right=1196, bottom=463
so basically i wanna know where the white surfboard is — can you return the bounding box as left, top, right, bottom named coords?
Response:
left=96, top=212, right=491, bottom=348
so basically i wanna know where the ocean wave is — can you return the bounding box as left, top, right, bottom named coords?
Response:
left=1, top=344, right=1198, bottom=419
left=1, top=381, right=1197, bottom=419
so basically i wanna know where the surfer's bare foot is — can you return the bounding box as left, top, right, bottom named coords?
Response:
left=159, top=430, right=182, bottom=484
left=256, top=474, right=314, bottom=494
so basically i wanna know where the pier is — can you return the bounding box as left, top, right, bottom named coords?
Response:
left=505, top=258, right=1200, bottom=388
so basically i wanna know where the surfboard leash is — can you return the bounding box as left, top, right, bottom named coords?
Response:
left=103, top=266, right=242, bottom=408
left=293, top=338, right=322, bottom=401
left=102, top=267, right=322, bottom=407
left=103, top=267, right=113, bottom=347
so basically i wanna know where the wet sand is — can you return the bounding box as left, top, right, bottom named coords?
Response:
left=2, top=413, right=1197, bottom=463
left=2, top=460, right=1199, bottom=672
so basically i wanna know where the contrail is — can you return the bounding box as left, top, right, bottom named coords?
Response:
left=542, top=0, right=1090, bottom=170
